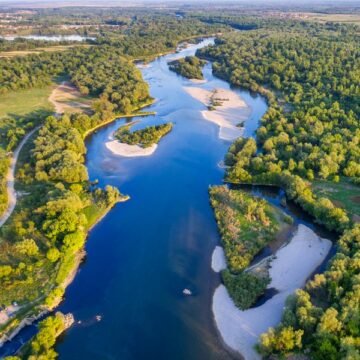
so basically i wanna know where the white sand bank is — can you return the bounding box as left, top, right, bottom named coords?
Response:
left=213, top=224, right=332, bottom=360
left=190, top=78, right=207, bottom=84
left=137, top=63, right=151, bottom=69
left=105, top=140, right=157, bottom=157
left=184, top=87, right=251, bottom=141
left=211, top=246, right=227, bottom=273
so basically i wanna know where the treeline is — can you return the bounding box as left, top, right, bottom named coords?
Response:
left=69, top=47, right=150, bottom=114
left=197, top=26, right=360, bottom=183
left=0, top=38, right=86, bottom=52
left=168, top=56, right=206, bottom=80
left=94, top=15, right=225, bottom=58
left=0, top=51, right=61, bottom=93
left=115, top=123, right=173, bottom=148
left=209, top=186, right=289, bottom=309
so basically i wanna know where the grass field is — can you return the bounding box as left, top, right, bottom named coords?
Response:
left=302, top=12, right=360, bottom=24
left=312, top=179, right=360, bottom=221
left=0, top=85, right=54, bottom=119
left=0, top=44, right=92, bottom=58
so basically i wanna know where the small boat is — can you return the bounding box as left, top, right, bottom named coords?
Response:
left=183, top=288, right=192, bottom=296
left=95, top=315, right=102, bottom=321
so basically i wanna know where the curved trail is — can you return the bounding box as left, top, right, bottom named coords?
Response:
left=0, top=81, right=64, bottom=227
left=0, top=126, right=40, bottom=227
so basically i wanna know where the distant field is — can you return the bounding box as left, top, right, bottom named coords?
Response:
left=303, top=12, right=360, bottom=24
left=0, top=85, right=54, bottom=119
left=312, top=179, right=360, bottom=222
left=0, top=44, right=92, bottom=58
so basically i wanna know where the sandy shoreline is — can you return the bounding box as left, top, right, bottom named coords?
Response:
left=189, top=78, right=207, bottom=84
left=105, top=132, right=158, bottom=157
left=211, top=245, right=227, bottom=273
left=212, top=224, right=332, bottom=360
left=106, top=140, right=157, bottom=157
left=184, top=87, right=251, bottom=141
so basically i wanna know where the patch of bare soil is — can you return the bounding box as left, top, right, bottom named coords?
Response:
left=49, top=81, right=91, bottom=115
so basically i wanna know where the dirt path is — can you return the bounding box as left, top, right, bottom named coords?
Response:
left=0, top=126, right=40, bottom=227
left=49, top=81, right=90, bottom=114
left=0, top=80, right=87, bottom=227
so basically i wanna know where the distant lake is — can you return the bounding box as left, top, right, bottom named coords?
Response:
left=0, top=35, right=95, bottom=41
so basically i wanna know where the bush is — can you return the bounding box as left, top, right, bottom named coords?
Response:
left=222, top=270, right=270, bottom=310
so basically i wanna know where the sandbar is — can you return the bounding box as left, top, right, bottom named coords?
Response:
left=212, top=224, right=332, bottom=359
left=184, top=87, right=251, bottom=141
left=105, top=137, right=157, bottom=157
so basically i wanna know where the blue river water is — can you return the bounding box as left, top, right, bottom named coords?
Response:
left=0, top=38, right=334, bottom=360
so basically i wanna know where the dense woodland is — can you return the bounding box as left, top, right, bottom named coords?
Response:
left=197, top=26, right=360, bottom=184
left=200, top=20, right=359, bottom=359
left=115, top=123, right=173, bottom=148
left=168, top=56, right=206, bottom=80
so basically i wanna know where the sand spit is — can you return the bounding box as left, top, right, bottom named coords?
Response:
left=184, top=87, right=251, bottom=141
left=212, top=224, right=332, bottom=360
left=211, top=246, right=227, bottom=273
left=105, top=140, right=157, bottom=157
left=189, top=78, right=207, bottom=84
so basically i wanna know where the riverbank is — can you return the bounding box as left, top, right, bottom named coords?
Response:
left=106, top=140, right=158, bottom=157
left=82, top=99, right=156, bottom=139
left=0, top=194, right=128, bottom=351
left=184, top=87, right=251, bottom=141
left=212, top=224, right=332, bottom=359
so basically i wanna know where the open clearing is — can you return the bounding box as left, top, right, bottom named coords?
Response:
left=312, top=179, right=360, bottom=222
left=0, top=86, right=53, bottom=119
left=49, top=81, right=92, bottom=114
left=302, top=12, right=360, bottom=24
left=0, top=44, right=92, bottom=58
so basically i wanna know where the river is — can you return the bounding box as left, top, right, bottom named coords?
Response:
left=0, top=38, right=334, bottom=360
left=0, top=35, right=94, bottom=41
